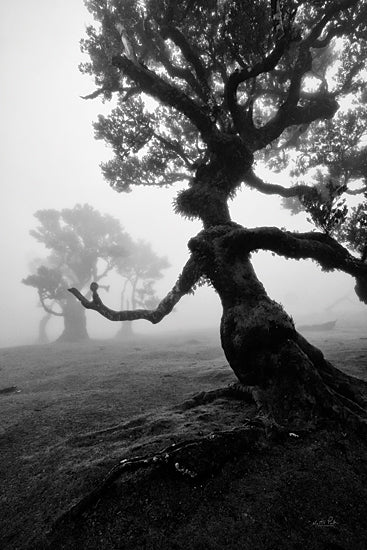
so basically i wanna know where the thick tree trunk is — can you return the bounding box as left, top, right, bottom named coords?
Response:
left=57, top=295, right=89, bottom=343
left=189, top=225, right=367, bottom=427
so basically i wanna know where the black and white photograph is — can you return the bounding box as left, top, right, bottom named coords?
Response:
left=1, top=1, right=367, bottom=548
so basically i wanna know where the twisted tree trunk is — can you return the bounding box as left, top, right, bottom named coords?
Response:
left=189, top=225, right=367, bottom=427
left=70, top=223, right=367, bottom=429
left=69, top=159, right=367, bottom=429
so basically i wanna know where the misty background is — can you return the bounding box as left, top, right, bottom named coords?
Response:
left=0, top=0, right=365, bottom=348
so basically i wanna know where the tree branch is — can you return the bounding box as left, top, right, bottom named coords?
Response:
left=39, top=295, right=64, bottom=317
left=224, top=35, right=291, bottom=135
left=80, top=83, right=135, bottom=101
left=153, top=132, right=194, bottom=169
left=243, top=0, right=360, bottom=149
left=243, top=168, right=314, bottom=199
left=254, top=91, right=339, bottom=150
left=222, top=226, right=367, bottom=302
left=143, top=23, right=207, bottom=101
left=80, top=88, right=109, bottom=100
left=111, top=55, right=215, bottom=140
left=160, top=25, right=209, bottom=98
left=68, top=255, right=202, bottom=323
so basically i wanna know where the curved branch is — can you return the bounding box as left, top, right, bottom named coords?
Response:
left=254, top=91, right=339, bottom=150
left=247, top=0, right=360, bottom=149
left=224, top=35, right=291, bottom=135
left=243, top=168, right=314, bottom=199
left=39, top=295, right=64, bottom=317
left=244, top=169, right=366, bottom=200
left=221, top=226, right=367, bottom=302
left=68, top=255, right=203, bottom=324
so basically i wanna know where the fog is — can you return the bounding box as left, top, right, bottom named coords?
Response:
left=0, top=0, right=365, bottom=348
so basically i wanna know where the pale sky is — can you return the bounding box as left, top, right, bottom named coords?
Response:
left=0, top=0, right=363, bottom=347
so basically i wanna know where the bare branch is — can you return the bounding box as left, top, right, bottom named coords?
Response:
left=69, top=255, right=202, bottom=324
left=244, top=166, right=366, bottom=201
left=243, top=168, right=315, bottom=199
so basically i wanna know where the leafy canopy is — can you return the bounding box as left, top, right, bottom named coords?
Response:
left=23, top=204, right=130, bottom=314
left=80, top=0, right=367, bottom=248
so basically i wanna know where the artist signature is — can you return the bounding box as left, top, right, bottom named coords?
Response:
left=312, top=516, right=338, bottom=528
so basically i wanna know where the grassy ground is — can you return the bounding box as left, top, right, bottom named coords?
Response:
left=0, top=328, right=366, bottom=549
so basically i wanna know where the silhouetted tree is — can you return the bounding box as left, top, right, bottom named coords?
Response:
left=26, top=257, right=55, bottom=344
left=115, top=240, right=170, bottom=338
left=23, top=204, right=128, bottom=342
left=70, top=1, right=367, bottom=428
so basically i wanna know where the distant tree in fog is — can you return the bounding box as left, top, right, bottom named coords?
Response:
left=23, top=204, right=128, bottom=342
left=115, top=240, right=170, bottom=339
left=26, top=257, right=55, bottom=344
left=70, top=1, right=367, bottom=427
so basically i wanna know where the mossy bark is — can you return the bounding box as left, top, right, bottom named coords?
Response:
left=189, top=225, right=367, bottom=427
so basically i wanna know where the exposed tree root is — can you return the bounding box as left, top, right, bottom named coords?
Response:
left=178, top=340, right=367, bottom=435
left=292, top=334, right=367, bottom=433
left=44, top=328, right=367, bottom=544
left=45, top=366, right=367, bottom=547
left=47, top=378, right=323, bottom=539
left=48, top=423, right=265, bottom=538
left=176, top=383, right=259, bottom=410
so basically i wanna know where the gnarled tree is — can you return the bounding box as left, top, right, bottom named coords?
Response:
left=23, top=204, right=128, bottom=342
left=70, top=0, right=367, bottom=428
